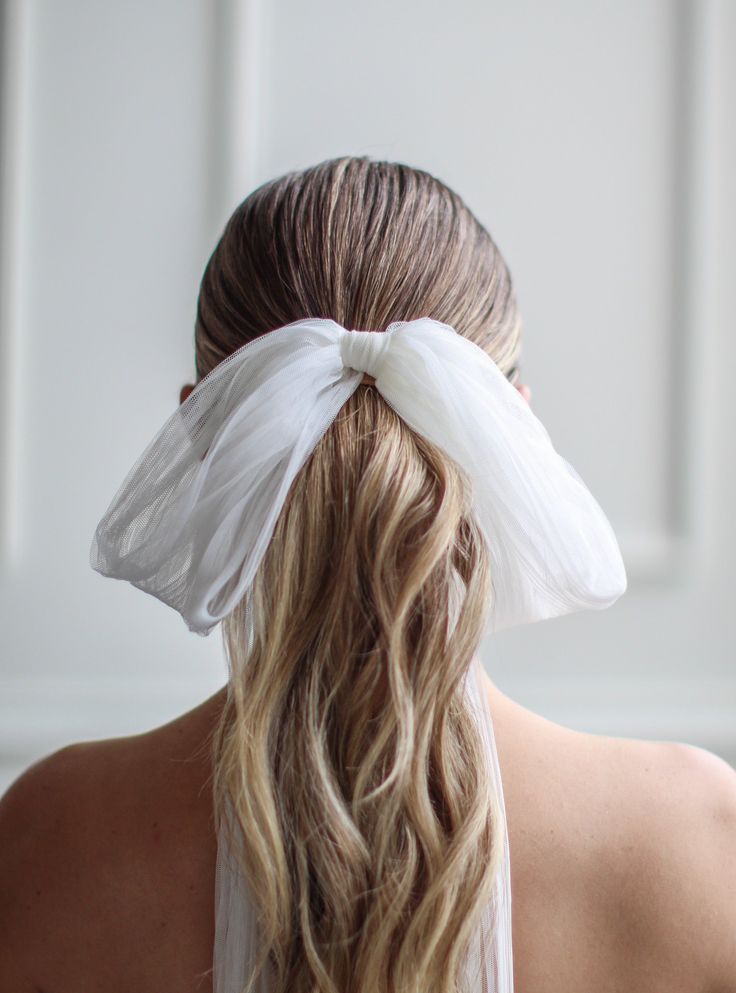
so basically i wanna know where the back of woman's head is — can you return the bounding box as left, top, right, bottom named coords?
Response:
left=195, top=155, right=520, bottom=376
left=203, top=156, right=521, bottom=993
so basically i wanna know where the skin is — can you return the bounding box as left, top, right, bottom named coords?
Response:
left=1, top=375, right=734, bottom=993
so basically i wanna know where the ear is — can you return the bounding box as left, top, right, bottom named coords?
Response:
left=180, top=383, right=195, bottom=405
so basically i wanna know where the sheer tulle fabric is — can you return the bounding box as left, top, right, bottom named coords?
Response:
left=90, top=317, right=627, bottom=637
left=213, top=657, right=513, bottom=993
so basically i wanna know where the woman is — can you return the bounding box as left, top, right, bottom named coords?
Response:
left=1, top=156, right=734, bottom=993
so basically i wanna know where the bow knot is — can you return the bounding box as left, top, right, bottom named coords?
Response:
left=339, top=328, right=391, bottom=379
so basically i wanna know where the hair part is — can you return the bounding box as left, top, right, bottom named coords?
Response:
left=203, top=155, right=520, bottom=993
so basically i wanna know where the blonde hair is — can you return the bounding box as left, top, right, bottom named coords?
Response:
left=199, top=156, right=522, bottom=993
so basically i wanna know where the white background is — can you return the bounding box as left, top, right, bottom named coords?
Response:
left=1, top=0, right=734, bottom=792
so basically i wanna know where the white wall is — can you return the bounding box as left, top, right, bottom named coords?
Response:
left=1, top=0, right=734, bottom=792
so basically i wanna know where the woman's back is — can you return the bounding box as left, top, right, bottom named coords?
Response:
left=5, top=157, right=734, bottom=993
left=2, top=668, right=734, bottom=993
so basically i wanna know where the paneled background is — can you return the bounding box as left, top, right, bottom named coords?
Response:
left=1, top=0, right=734, bottom=793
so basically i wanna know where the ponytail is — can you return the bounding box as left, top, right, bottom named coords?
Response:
left=211, top=384, right=503, bottom=992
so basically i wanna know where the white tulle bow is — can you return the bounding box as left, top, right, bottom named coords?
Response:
left=90, top=317, right=627, bottom=636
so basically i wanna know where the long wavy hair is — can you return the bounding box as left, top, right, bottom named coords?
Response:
left=199, top=156, right=522, bottom=993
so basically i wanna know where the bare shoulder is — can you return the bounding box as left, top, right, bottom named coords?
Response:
left=0, top=741, right=109, bottom=990
left=0, top=740, right=107, bottom=878
left=0, top=710, right=219, bottom=992
left=484, top=667, right=736, bottom=993
left=612, top=736, right=736, bottom=993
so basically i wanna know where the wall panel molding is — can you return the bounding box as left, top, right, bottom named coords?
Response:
left=620, top=0, right=721, bottom=585
left=207, top=0, right=265, bottom=233
left=0, top=0, right=31, bottom=564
